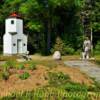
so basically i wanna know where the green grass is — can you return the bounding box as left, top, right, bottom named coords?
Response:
left=48, top=72, right=70, bottom=86
left=47, top=72, right=89, bottom=93
left=0, top=55, right=17, bottom=61
left=0, top=87, right=89, bottom=100
left=18, top=72, right=30, bottom=80
left=1, top=86, right=100, bottom=100
left=94, top=55, right=100, bottom=65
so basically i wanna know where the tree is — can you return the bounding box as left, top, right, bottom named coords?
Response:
left=0, top=0, right=99, bottom=55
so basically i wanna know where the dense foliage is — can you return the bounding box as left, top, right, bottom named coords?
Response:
left=0, top=0, right=99, bottom=55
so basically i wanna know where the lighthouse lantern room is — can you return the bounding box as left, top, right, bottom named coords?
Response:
left=3, top=13, right=27, bottom=55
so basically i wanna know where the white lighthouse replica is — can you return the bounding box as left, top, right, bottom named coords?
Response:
left=3, top=13, right=27, bottom=55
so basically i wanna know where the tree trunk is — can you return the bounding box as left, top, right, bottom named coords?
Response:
left=47, top=19, right=51, bottom=53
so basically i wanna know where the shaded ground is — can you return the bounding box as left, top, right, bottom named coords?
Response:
left=64, top=60, right=100, bottom=82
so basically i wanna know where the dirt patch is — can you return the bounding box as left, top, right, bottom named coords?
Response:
left=0, top=64, right=93, bottom=97
left=52, top=66, right=93, bottom=85
left=0, top=65, right=48, bottom=97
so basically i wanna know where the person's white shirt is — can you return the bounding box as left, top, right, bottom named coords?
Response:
left=85, top=46, right=89, bottom=52
left=84, top=40, right=91, bottom=50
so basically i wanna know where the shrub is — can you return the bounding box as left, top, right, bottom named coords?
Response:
left=94, top=41, right=100, bottom=55
left=63, top=82, right=88, bottom=92
left=1, top=71, right=9, bottom=80
left=75, top=49, right=82, bottom=55
left=51, top=37, right=65, bottom=55
left=19, top=72, right=30, bottom=80
left=51, top=37, right=75, bottom=55
left=64, top=46, right=75, bottom=55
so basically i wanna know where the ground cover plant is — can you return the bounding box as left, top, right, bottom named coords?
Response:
left=0, top=86, right=100, bottom=100
left=0, top=87, right=89, bottom=100
left=0, top=55, right=100, bottom=99
left=18, top=72, right=30, bottom=80
left=48, top=72, right=70, bottom=86
left=47, top=72, right=88, bottom=92
left=0, top=59, right=37, bottom=81
left=26, top=62, right=37, bottom=70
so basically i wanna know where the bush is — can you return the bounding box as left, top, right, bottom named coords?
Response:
left=19, top=72, right=30, bottom=80
left=75, top=49, right=82, bottom=55
left=1, top=71, right=9, bottom=80
left=51, top=37, right=65, bottom=55
left=94, top=41, right=100, bottom=55
left=51, top=37, right=75, bottom=55
left=64, top=46, right=75, bottom=55
left=62, top=82, right=88, bottom=92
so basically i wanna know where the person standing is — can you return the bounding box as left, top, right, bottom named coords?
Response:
left=83, top=37, right=91, bottom=59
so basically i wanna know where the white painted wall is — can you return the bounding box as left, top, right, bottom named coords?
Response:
left=3, top=17, right=27, bottom=55
left=12, top=35, right=17, bottom=54
left=6, top=18, right=17, bottom=33
left=22, top=34, right=27, bottom=53
left=6, top=18, right=23, bottom=34
left=16, top=19, right=23, bottom=34
left=3, top=33, right=12, bottom=54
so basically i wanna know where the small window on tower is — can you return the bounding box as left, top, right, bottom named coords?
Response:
left=11, top=20, right=14, bottom=24
left=23, top=43, right=26, bottom=46
left=13, top=43, right=16, bottom=46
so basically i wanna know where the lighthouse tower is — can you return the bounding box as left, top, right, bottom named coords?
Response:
left=3, top=13, right=27, bottom=55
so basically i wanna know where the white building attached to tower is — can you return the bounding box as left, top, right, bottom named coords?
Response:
left=3, top=13, right=27, bottom=55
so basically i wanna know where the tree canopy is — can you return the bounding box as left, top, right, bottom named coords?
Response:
left=0, top=0, right=100, bottom=55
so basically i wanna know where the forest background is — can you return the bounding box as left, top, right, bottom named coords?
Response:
left=0, top=0, right=100, bottom=55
